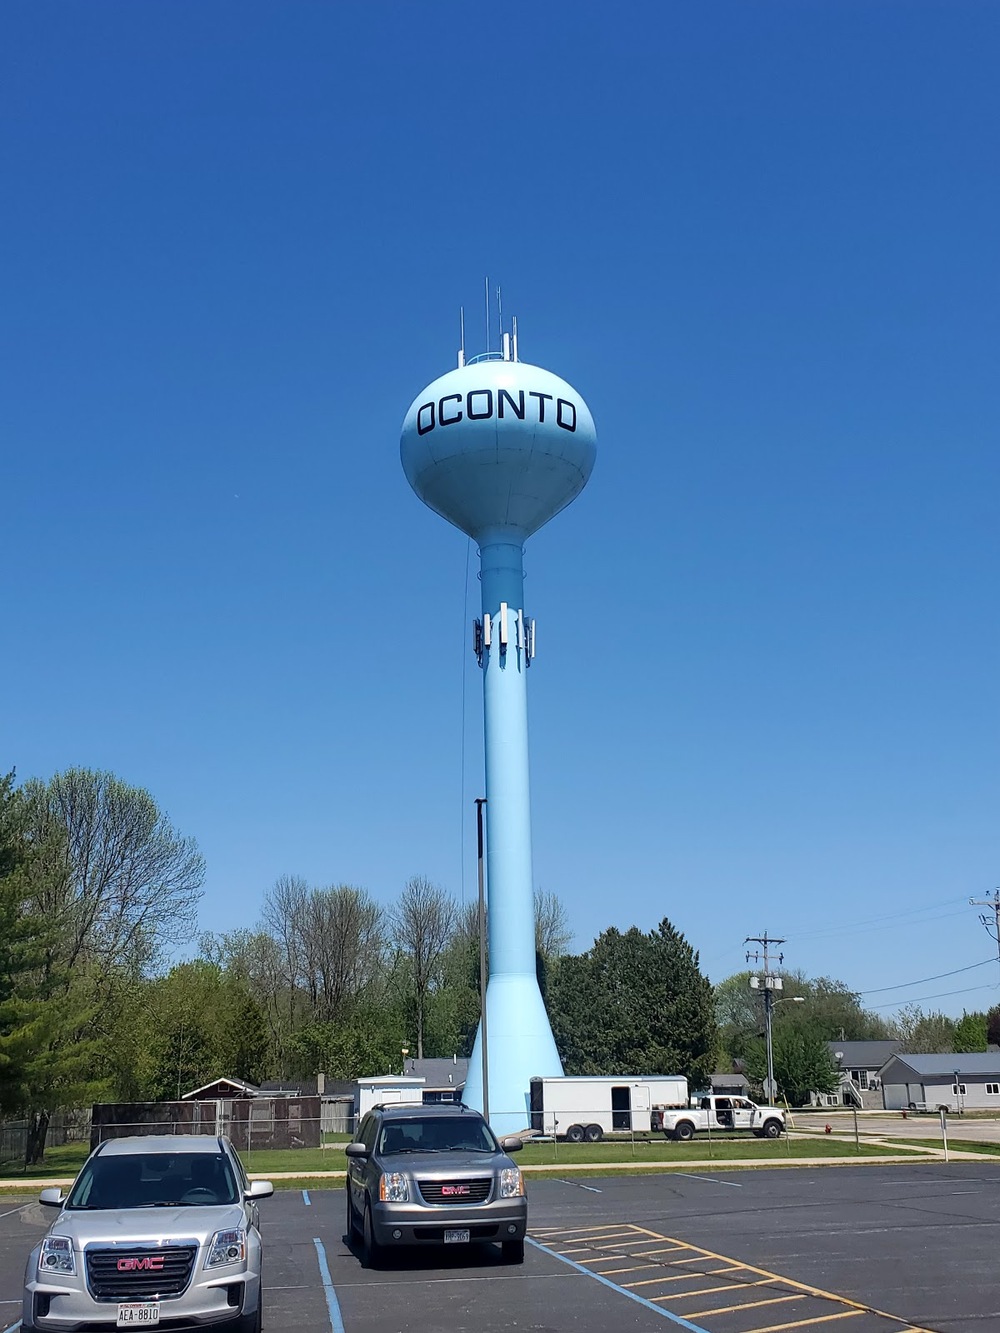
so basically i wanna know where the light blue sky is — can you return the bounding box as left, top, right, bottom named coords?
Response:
left=4, top=3, right=998, bottom=1017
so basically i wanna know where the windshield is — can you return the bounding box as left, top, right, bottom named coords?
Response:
left=378, top=1117, right=498, bottom=1155
left=67, top=1151, right=240, bottom=1209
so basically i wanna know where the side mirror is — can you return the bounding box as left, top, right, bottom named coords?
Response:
left=345, top=1142, right=369, bottom=1158
left=500, top=1136, right=523, bottom=1153
left=246, top=1180, right=273, bottom=1199
left=39, top=1188, right=65, bottom=1208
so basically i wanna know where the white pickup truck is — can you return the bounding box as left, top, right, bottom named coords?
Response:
left=651, top=1094, right=785, bottom=1141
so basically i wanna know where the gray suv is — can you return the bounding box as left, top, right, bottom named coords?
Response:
left=345, top=1104, right=527, bottom=1266
left=22, top=1134, right=272, bottom=1333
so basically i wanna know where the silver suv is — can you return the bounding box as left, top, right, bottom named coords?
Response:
left=345, top=1103, right=527, bottom=1267
left=22, top=1134, right=272, bottom=1333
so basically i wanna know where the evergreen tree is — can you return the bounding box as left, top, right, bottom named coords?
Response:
left=548, top=919, right=717, bottom=1086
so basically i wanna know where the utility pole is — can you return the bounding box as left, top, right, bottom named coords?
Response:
left=475, top=798, right=489, bottom=1124
left=745, top=933, right=786, bottom=1104
left=970, top=890, right=1000, bottom=985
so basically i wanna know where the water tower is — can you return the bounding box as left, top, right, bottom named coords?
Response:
left=400, top=315, right=597, bottom=1133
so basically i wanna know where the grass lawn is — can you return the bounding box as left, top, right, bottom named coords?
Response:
left=893, top=1137, right=1000, bottom=1155
left=0, top=1142, right=90, bottom=1180
left=0, top=1131, right=921, bottom=1186
left=236, top=1133, right=912, bottom=1176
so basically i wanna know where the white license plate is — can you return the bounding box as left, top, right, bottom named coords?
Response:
left=117, top=1303, right=160, bottom=1327
left=444, top=1228, right=470, bottom=1244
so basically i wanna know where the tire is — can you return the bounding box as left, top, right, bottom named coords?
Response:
left=502, top=1238, right=525, bottom=1264
left=673, top=1121, right=696, bottom=1142
left=235, top=1301, right=262, bottom=1333
left=362, top=1200, right=382, bottom=1269
left=584, top=1124, right=603, bottom=1143
left=346, top=1187, right=357, bottom=1241
left=761, top=1119, right=782, bottom=1139
left=565, top=1124, right=585, bottom=1144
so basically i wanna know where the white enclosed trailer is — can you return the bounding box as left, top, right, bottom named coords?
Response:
left=529, top=1075, right=688, bottom=1141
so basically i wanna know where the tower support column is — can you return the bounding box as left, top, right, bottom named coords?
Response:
left=462, top=534, right=563, bottom=1133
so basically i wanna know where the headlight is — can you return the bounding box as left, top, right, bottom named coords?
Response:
left=379, top=1172, right=409, bottom=1202
left=499, top=1168, right=524, bottom=1198
left=39, top=1236, right=75, bottom=1276
left=206, top=1228, right=247, bottom=1268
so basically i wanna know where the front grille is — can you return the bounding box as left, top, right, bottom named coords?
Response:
left=86, top=1245, right=196, bottom=1300
left=417, top=1177, right=492, bottom=1206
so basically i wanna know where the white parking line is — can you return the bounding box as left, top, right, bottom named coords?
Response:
left=1, top=1319, right=21, bottom=1333
left=303, top=1190, right=312, bottom=1205
left=0, top=1205, right=30, bottom=1220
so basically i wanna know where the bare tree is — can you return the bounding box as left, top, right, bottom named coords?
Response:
left=261, top=878, right=386, bottom=1026
left=21, top=768, right=203, bottom=975
left=393, top=876, right=455, bottom=1058
left=299, top=885, right=386, bottom=1020
left=261, top=875, right=310, bottom=1029
left=534, top=889, right=572, bottom=961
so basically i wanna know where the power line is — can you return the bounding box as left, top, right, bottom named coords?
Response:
left=786, top=898, right=970, bottom=942
left=858, top=957, right=996, bottom=996
left=970, top=889, right=1000, bottom=984
left=868, top=983, right=999, bottom=1012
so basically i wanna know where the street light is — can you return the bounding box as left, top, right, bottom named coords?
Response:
left=753, top=984, right=804, bottom=1104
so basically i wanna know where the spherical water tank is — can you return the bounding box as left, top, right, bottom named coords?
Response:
left=400, top=358, right=597, bottom=541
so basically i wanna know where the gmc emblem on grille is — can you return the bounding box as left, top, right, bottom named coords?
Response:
left=117, top=1255, right=165, bottom=1271
left=441, top=1185, right=470, bottom=1196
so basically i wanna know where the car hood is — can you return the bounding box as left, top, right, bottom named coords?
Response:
left=380, top=1150, right=508, bottom=1174
left=51, top=1204, right=245, bottom=1249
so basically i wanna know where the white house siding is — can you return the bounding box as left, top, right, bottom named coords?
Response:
left=883, top=1076, right=1000, bottom=1113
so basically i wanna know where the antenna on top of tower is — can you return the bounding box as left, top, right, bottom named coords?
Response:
left=484, top=277, right=490, bottom=354
left=512, top=315, right=518, bottom=362
left=458, top=307, right=466, bottom=368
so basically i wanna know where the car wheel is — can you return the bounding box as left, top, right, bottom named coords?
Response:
left=362, top=1200, right=382, bottom=1269
left=502, top=1238, right=525, bottom=1264
left=566, top=1124, right=585, bottom=1144
left=236, top=1300, right=262, bottom=1333
left=673, top=1121, right=695, bottom=1141
left=584, top=1124, right=603, bottom=1143
left=346, top=1187, right=356, bottom=1240
left=762, top=1119, right=782, bottom=1139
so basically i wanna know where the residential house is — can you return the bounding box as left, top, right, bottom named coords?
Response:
left=879, top=1053, right=1000, bottom=1113
left=815, top=1041, right=902, bottom=1109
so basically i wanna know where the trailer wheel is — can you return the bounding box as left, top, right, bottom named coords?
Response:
left=673, top=1120, right=696, bottom=1142
left=566, top=1124, right=585, bottom=1144
left=584, top=1124, right=603, bottom=1143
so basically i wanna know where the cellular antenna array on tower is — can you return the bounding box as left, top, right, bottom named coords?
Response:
left=401, top=293, right=597, bottom=1132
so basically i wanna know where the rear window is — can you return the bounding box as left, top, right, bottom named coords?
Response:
left=67, top=1151, right=240, bottom=1209
left=378, top=1117, right=497, bottom=1155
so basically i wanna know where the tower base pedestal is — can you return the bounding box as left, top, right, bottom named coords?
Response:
left=463, top=972, right=564, bottom=1136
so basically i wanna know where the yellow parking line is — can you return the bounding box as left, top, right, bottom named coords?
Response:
left=742, top=1312, right=863, bottom=1333
left=686, top=1294, right=805, bottom=1318
left=627, top=1226, right=933, bottom=1333
left=532, top=1224, right=633, bottom=1236
left=659, top=1279, right=774, bottom=1301
left=625, top=1266, right=745, bottom=1288
left=596, top=1264, right=664, bottom=1276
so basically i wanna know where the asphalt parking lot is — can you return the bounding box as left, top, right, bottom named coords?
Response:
left=1, top=1164, right=997, bottom=1333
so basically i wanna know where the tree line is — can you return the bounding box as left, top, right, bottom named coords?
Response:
left=3, top=764, right=990, bottom=1160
